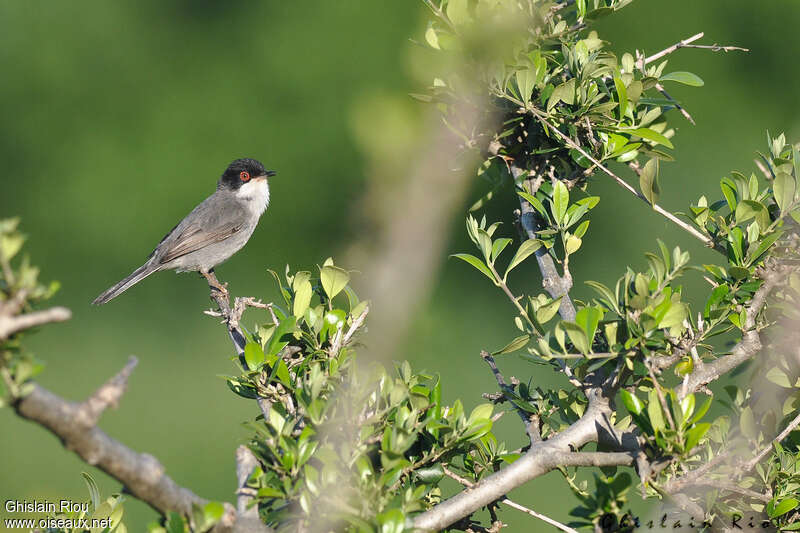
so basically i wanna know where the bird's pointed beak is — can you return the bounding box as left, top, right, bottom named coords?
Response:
left=265, top=170, right=277, bottom=178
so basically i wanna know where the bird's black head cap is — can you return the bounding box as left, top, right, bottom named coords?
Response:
left=218, top=158, right=275, bottom=190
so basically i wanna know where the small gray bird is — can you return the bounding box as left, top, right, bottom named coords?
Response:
left=92, top=158, right=275, bottom=305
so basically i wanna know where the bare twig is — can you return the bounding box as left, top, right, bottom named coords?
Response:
left=663, top=451, right=731, bottom=494
left=481, top=351, right=540, bottom=443
left=526, top=108, right=717, bottom=249
left=643, top=32, right=705, bottom=65
left=79, top=357, right=139, bottom=427
left=0, top=306, right=71, bottom=340
left=743, top=411, right=800, bottom=473
left=654, top=82, right=696, bottom=125
left=643, top=33, right=747, bottom=65
left=442, top=466, right=580, bottom=533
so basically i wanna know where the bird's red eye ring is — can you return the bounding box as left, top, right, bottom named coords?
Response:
left=240, top=171, right=250, bottom=182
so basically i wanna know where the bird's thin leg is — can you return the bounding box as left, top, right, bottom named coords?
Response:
left=200, top=269, right=229, bottom=297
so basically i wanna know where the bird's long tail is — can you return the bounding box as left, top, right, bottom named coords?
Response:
left=92, top=263, right=158, bottom=305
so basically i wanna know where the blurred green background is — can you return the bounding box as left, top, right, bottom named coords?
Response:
left=1, top=1, right=798, bottom=531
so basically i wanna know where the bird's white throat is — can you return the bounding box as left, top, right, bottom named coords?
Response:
left=236, top=178, right=270, bottom=217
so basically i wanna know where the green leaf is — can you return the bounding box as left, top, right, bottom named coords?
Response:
left=81, top=472, right=101, bottom=511
left=516, top=67, right=536, bottom=102
left=535, top=297, right=562, bottom=324
left=773, top=171, right=796, bottom=213
left=505, top=239, right=542, bottom=278
left=659, top=71, right=704, bottom=87
left=614, top=72, right=627, bottom=121
left=244, top=342, right=266, bottom=370
left=563, top=322, right=590, bottom=354
left=493, top=334, right=530, bottom=355
left=451, top=253, right=495, bottom=282
left=659, top=302, right=687, bottom=329
left=620, top=390, right=643, bottom=415
left=491, top=238, right=512, bottom=263
left=548, top=78, right=575, bottom=111
left=689, top=396, right=712, bottom=425
left=424, top=23, right=439, bottom=49
left=740, top=405, right=756, bottom=439
left=630, top=128, right=674, bottom=149
left=647, top=388, right=666, bottom=434
left=266, top=316, right=297, bottom=359
left=721, top=180, right=738, bottom=212
left=680, top=394, right=695, bottom=426
left=274, top=359, right=291, bottom=387
left=446, top=0, right=470, bottom=25
left=586, top=280, right=619, bottom=313
left=746, top=230, right=782, bottom=266
left=684, top=423, right=711, bottom=452
left=736, top=200, right=770, bottom=230
left=553, top=181, right=569, bottom=226
left=765, top=367, right=792, bottom=388
left=292, top=271, right=313, bottom=318
left=0, top=233, right=25, bottom=261
left=415, top=464, right=445, bottom=483
left=768, top=498, right=798, bottom=518
left=517, top=191, right=549, bottom=220
left=565, top=234, right=582, bottom=255
left=639, top=158, right=660, bottom=205
left=320, top=265, right=350, bottom=300
left=575, top=306, right=602, bottom=345
left=573, top=220, right=590, bottom=238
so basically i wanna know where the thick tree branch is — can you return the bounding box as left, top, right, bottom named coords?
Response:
left=680, top=266, right=788, bottom=399
left=234, top=446, right=267, bottom=533
left=511, top=164, right=577, bottom=322
left=413, top=387, right=626, bottom=530
left=12, top=357, right=256, bottom=532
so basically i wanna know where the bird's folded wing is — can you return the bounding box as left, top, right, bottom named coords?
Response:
left=158, top=223, right=242, bottom=264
